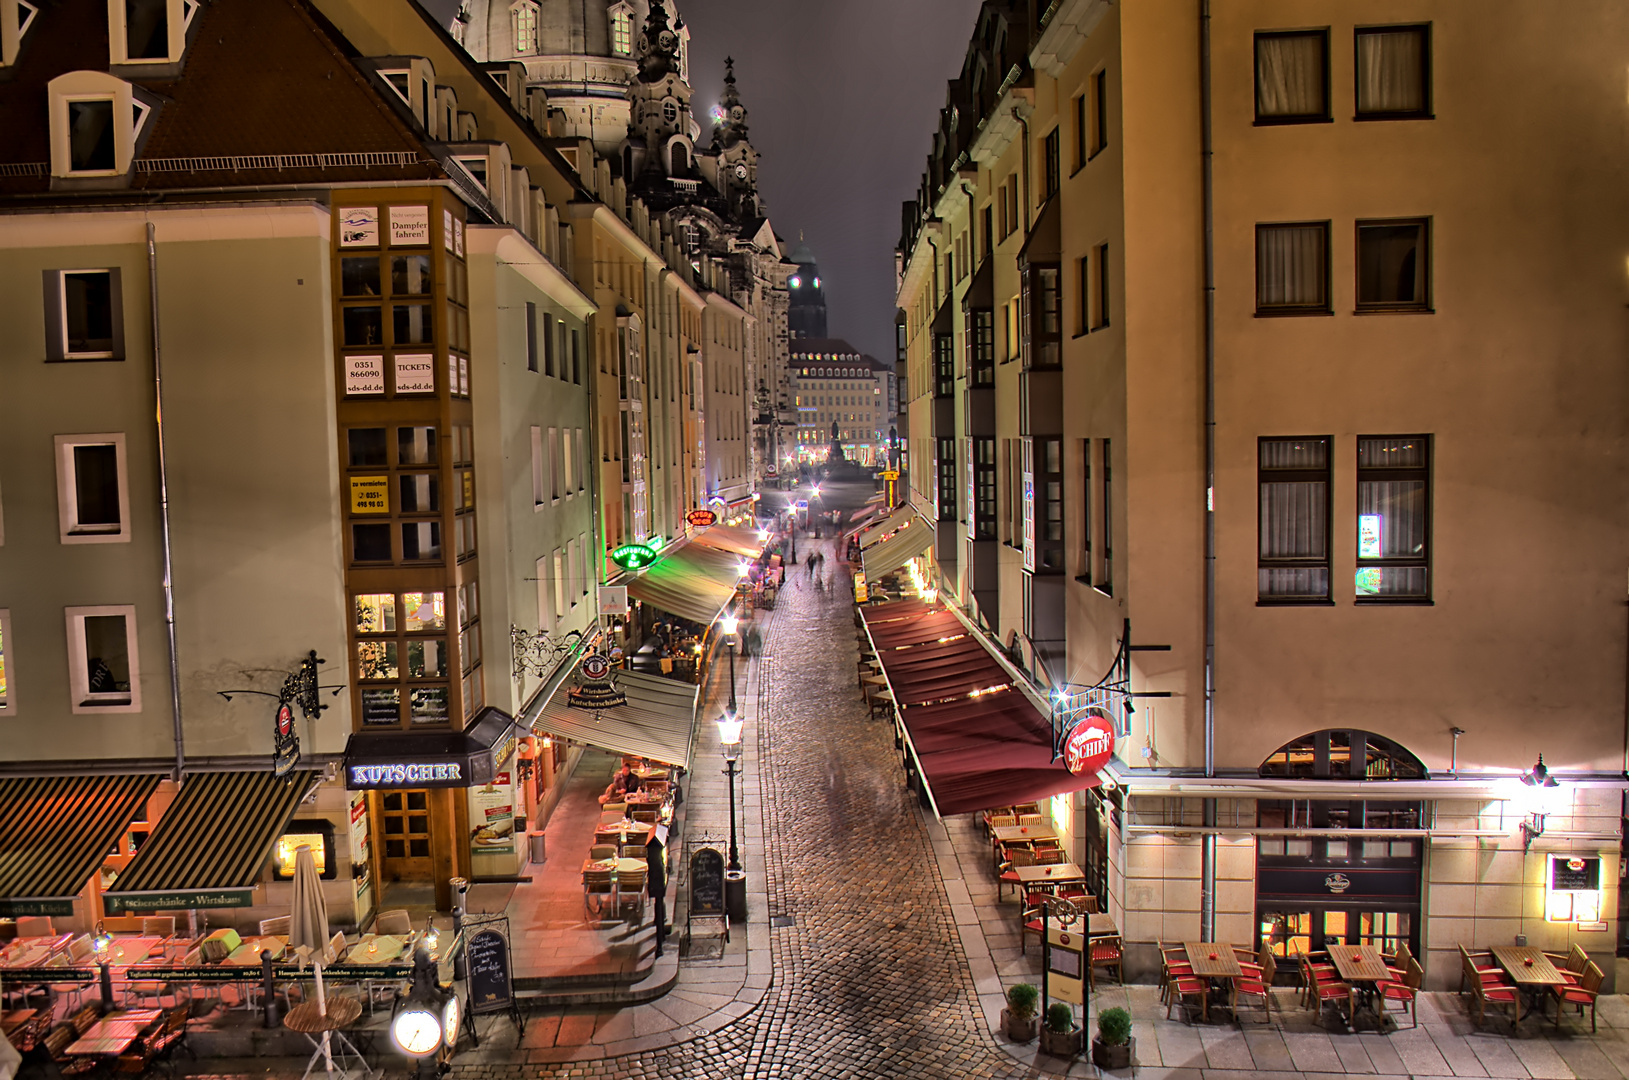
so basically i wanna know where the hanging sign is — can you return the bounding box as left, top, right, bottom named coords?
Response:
left=610, top=542, right=660, bottom=571
left=273, top=700, right=301, bottom=778
left=1062, top=713, right=1115, bottom=775
left=567, top=653, right=626, bottom=709
left=687, top=509, right=718, bottom=528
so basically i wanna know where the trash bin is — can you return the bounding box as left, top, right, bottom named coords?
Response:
left=529, top=831, right=547, bottom=865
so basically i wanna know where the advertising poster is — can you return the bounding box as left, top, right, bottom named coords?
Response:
left=344, top=354, right=384, bottom=395
left=389, top=205, right=430, bottom=246
left=394, top=354, right=435, bottom=393
left=470, top=772, right=515, bottom=856
left=338, top=207, right=378, bottom=247
left=443, top=208, right=455, bottom=251
left=349, top=475, right=389, bottom=513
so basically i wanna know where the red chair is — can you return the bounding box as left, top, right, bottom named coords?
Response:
left=996, top=848, right=1035, bottom=901
left=1305, top=960, right=1354, bottom=1028
left=1166, top=974, right=1209, bottom=1022
left=1089, top=935, right=1123, bottom=987
left=1376, top=957, right=1423, bottom=1029
left=1233, top=952, right=1277, bottom=1024
left=1549, top=961, right=1604, bottom=1032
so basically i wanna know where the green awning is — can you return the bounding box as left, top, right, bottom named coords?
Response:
left=104, top=770, right=316, bottom=912
left=625, top=541, right=740, bottom=626
left=0, top=774, right=161, bottom=917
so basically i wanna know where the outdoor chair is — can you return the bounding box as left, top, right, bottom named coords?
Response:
left=16, top=917, right=53, bottom=937
left=583, top=864, right=614, bottom=919
left=141, top=917, right=176, bottom=938
left=44, top=954, right=89, bottom=1013
left=986, top=812, right=1016, bottom=833
left=113, top=1013, right=167, bottom=1076
left=1304, top=959, right=1354, bottom=1028
left=1158, top=945, right=1193, bottom=1005
left=374, top=909, right=412, bottom=936
left=1462, top=952, right=1518, bottom=1032
left=258, top=916, right=291, bottom=937
left=1549, top=960, right=1604, bottom=1031
left=1232, top=951, right=1276, bottom=1025
left=1376, top=957, right=1423, bottom=1029
left=997, top=848, right=1035, bottom=901
left=631, top=809, right=659, bottom=823
left=1090, top=934, right=1124, bottom=987
left=1166, top=973, right=1209, bottom=1023
left=42, top=1025, right=99, bottom=1078
left=1017, top=814, right=1046, bottom=828
left=590, top=844, right=619, bottom=860
left=1457, top=944, right=1502, bottom=995
left=1033, top=847, right=1065, bottom=866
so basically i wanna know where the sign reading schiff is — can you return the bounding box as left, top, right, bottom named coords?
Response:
left=1063, top=713, right=1115, bottom=775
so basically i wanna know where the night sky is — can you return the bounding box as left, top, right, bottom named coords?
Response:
left=418, top=0, right=983, bottom=362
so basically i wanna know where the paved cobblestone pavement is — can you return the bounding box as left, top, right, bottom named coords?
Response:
left=450, top=533, right=1054, bottom=1079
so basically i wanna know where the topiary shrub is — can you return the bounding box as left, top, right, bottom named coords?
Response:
left=1097, top=1006, right=1132, bottom=1046
left=1006, top=982, right=1039, bottom=1019
left=1045, top=1002, right=1075, bottom=1033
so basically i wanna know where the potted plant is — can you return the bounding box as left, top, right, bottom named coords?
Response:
left=1092, top=1006, right=1135, bottom=1070
left=1040, top=1002, right=1083, bottom=1057
left=1000, top=982, right=1039, bottom=1042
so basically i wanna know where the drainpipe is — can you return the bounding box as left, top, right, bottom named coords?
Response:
left=147, top=222, right=185, bottom=784
left=1198, top=0, right=1218, bottom=942
left=1014, top=107, right=1032, bottom=235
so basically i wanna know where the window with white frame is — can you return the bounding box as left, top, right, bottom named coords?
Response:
left=55, top=434, right=130, bottom=543
left=49, top=71, right=145, bottom=177
left=66, top=605, right=139, bottom=712
left=510, top=0, right=538, bottom=54
left=530, top=426, right=544, bottom=508
left=108, top=0, right=199, bottom=65
left=0, top=609, right=12, bottom=713
left=44, top=268, right=123, bottom=361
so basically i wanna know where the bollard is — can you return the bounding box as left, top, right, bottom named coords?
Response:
left=261, top=949, right=280, bottom=1028
left=451, top=876, right=469, bottom=980
left=98, top=961, right=114, bottom=1014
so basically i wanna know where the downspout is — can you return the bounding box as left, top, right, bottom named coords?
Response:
left=1198, top=0, right=1218, bottom=942
left=147, top=221, right=185, bottom=785
left=1014, top=107, right=1032, bottom=235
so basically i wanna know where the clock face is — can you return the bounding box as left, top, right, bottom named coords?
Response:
left=658, top=31, right=676, bottom=50
left=734, top=164, right=748, bottom=179
left=391, top=1007, right=441, bottom=1056
left=442, top=997, right=461, bottom=1049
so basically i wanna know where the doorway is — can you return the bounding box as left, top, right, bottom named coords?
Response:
left=378, top=789, right=433, bottom=880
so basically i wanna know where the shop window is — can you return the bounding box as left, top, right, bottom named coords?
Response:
left=341, top=257, right=380, bottom=296
left=409, top=686, right=449, bottom=724
left=361, top=687, right=399, bottom=725
left=348, top=428, right=387, bottom=466
left=407, top=639, right=447, bottom=678
left=65, top=605, right=138, bottom=712
left=357, top=640, right=398, bottom=680
left=355, top=593, right=396, bottom=633
left=45, top=268, right=124, bottom=361
left=391, top=255, right=432, bottom=295
left=55, top=434, right=129, bottom=544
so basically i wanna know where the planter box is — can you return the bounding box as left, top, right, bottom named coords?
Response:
left=1000, top=1007, right=1037, bottom=1043
left=1092, top=1035, right=1135, bottom=1070
left=1040, top=1025, right=1083, bottom=1057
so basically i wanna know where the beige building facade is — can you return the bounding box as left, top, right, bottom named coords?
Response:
left=898, top=0, right=1629, bottom=988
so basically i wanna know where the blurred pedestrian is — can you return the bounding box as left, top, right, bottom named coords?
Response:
left=647, top=825, right=669, bottom=958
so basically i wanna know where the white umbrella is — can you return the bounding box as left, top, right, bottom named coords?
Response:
left=288, top=844, right=334, bottom=1073
left=0, top=1025, right=20, bottom=1080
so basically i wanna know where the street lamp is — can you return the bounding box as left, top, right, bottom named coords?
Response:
left=717, top=713, right=748, bottom=921
left=719, top=611, right=740, bottom=715
left=1519, top=753, right=1562, bottom=849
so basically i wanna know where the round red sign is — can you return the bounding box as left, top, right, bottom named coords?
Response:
left=687, top=509, right=718, bottom=528
left=1063, top=713, right=1115, bottom=775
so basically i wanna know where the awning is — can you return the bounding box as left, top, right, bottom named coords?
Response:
left=103, top=770, right=317, bottom=913
left=342, top=706, right=521, bottom=789
left=531, top=669, right=699, bottom=768
left=859, top=505, right=915, bottom=548
left=860, top=511, right=934, bottom=580
left=862, top=600, right=1096, bottom=818
left=625, top=540, right=740, bottom=626
left=689, top=524, right=765, bottom=560
left=0, top=774, right=161, bottom=916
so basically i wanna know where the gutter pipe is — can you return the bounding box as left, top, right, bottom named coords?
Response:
left=147, top=221, right=185, bottom=785
left=1198, top=0, right=1218, bottom=942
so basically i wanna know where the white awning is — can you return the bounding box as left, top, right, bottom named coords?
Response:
left=530, top=670, right=700, bottom=768
left=859, top=505, right=915, bottom=549
left=861, top=511, right=935, bottom=580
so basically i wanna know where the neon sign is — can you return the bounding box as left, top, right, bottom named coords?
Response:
left=610, top=542, right=660, bottom=570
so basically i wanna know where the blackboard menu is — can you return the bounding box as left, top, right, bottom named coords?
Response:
left=690, top=849, right=725, bottom=917
left=465, top=929, right=512, bottom=1015
left=1551, top=855, right=1600, bottom=892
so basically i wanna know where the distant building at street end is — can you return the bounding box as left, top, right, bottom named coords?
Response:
left=789, top=339, right=887, bottom=467
left=787, top=237, right=828, bottom=340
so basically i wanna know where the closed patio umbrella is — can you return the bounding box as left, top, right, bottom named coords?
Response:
left=288, top=845, right=334, bottom=1072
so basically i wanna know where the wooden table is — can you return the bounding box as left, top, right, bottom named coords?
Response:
left=1013, top=863, right=1086, bottom=891
left=1088, top=914, right=1118, bottom=937
left=1184, top=943, right=1243, bottom=979
left=992, top=824, right=1058, bottom=846
left=345, top=934, right=404, bottom=966
left=595, top=820, right=655, bottom=843
left=65, top=1009, right=162, bottom=1057
left=1493, top=945, right=1569, bottom=1023
left=1327, top=945, right=1392, bottom=1029
left=224, top=936, right=287, bottom=966
left=103, top=935, right=163, bottom=967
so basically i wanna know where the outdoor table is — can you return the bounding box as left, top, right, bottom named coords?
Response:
left=1328, top=944, right=1392, bottom=1029
left=595, top=821, right=655, bottom=847
left=1492, top=945, right=1569, bottom=1022
left=224, top=936, right=287, bottom=966
left=284, top=997, right=374, bottom=1080
left=1, top=1009, right=34, bottom=1042
left=992, top=824, right=1058, bottom=848
left=102, top=935, right=162, bottom=967
left=65, top=1008, right=162, bottom=1057
left=1013, top=863, right=1086, bottom=888
left=633, top=767, right=668, bottom=781
left=1184, top=942, right=1243, bottom=1022
left=1088, top=913, right=1117, bottom=937
left=345, top=935, right=404, bottom=966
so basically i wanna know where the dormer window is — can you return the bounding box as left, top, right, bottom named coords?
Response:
left=49, top=72, right=143, bottom=178
left=454, top=156, right=488, bottom=192
left=2, top=0, right=39, bottom=66
left=379, top=69, right=410, bottom=104
left=108, top=0, right=199, bottom=66
left=511, top=0, right=537, bottom=55
left=609, top=5, right=633, bottom=57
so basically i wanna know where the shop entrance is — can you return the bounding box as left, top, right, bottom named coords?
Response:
left=378, top=789, right=433, bottom=880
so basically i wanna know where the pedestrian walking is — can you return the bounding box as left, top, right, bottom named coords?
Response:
left=647, top=825, right=669, bottom=958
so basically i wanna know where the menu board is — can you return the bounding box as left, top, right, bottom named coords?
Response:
left=1551, top=855, right=1601, bottom=891
left=470, top=773, right=515, bottom=856
left=349, top=792, right=371, bottom=899
left=465, top=928, right=512, bottom=1015
left=690, top=848, right=725, bottom=917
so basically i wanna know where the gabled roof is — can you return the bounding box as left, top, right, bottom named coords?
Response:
left=0, top=0, right=445, bottom=201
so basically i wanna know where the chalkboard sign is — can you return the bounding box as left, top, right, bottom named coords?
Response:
left=465, top=929, right=512, bottom=1015
left=1551, top=855, right=1601, bottom=892
left=690, top=848, right=725, bottom=917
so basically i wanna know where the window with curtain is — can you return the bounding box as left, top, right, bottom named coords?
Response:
left=1259, top=436, right=1330, bottom=601
left=1356, top=436, right=1430, bottom=600
left=1255, top=30, right=1329, bottom=122
left=1357, top=219, right=1429, bottom=310
left=1256, top=222, right=1330, bottom=314
left=1356, top=26, right=1430, bottom=118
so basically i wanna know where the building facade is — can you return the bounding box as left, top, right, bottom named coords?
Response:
left=898, top=0, right=1629, bottom=987
left=789, top=339, right=889, bottom=467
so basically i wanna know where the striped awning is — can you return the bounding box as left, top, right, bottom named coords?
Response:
left=104, top=770, right=316, bottom=912
left=861, top=510, right=934, bottom=581
left=0, top=774, right=161, bottom=916
left=531, top=669, right=699, bottom=768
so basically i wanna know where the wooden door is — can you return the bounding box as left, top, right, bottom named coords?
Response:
left=379, top=789, right=434, bottom=880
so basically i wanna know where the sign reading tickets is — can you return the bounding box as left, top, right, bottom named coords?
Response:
left=394, top=354, right=435, bottom=394
left=389, top=205, right=430, bottom=246
left=344, top=354, right=384, bottom=395
left=1063, top=713, right=1115, bottom=776
left=349, top=475, right=389, bottom=514
left=338, top=207, right=378, bottom=247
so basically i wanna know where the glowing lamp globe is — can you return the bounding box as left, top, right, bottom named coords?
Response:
left=720, top=612, right=739, bottom=638
left=391, top=1002, right=442, bottom=1057
left=716, top=715, right=744, bottom=749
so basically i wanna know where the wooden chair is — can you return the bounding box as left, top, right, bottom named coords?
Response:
left=601, top=802, right=627, bottom=816
left=1033, top=847, right=1065, bottom=866
left=16, top=916, right=53, bottom=937
left=258, top=916, right=291, bottom=937
left=1550, top=960, right=1604, bottom=1031
left=1232, top=951, right=1276, bottom=1024
left=141, top=917, right=176, bottom=938
left=583, top=865, right=614, bottom=918
left=1376, top=957, right=1422, bottom=1029
left=68, top=1004, right=100, bottom=1037
left=590, top=844, right=619, bottom=860
left=1158, top=944, right=1193, bottom=1005
left=113, top=1013, right=167, bottom=1076
left=1457, top=944, right=1503, bottom=995
left=997, top=848, right=1035, bottom=901
left=1304, top=958, right=1354, bottom=1028
left=615, top=867, right=648, bottom=919
left=1017, top=813, right=1046, bottom=828
left=374, top=909, right=412, bottom=936
left=1462, top=952, right=1518, bottom=1032
left=987, top=812, right=1016, bottom=832
left=1013, top=802, right=1040, bottom=816
left=1089, top=934, right=1124, bottom=987
left=631, top=809, right=659, bottom=823
left=1166, top=972, right=1209, bottom=1022
left=42, top=1024, right=99, bottom=1077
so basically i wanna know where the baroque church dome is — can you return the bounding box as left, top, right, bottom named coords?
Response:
left=452, top=0, right=668, bottom=65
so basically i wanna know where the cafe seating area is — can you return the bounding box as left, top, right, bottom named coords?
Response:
left=582, top=758, right=675, bottom=925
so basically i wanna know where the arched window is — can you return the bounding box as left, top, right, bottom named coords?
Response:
left=510, top=1, right=537, bottom=54
left=610, top=10, right=633, bottom=56
left=662, top=100, right=677, bottom=124
left=670, top=141, right=689, bottom=176
left=1259, top=729, right=1426, bottom=780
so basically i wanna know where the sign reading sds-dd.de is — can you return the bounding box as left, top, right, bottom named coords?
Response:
left=349, top=475, right=389, bottom=513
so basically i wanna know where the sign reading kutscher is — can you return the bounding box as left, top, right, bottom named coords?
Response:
left=1063, top=713, right=1115, bottom=776
left=348, top=761, right=465, bottom=788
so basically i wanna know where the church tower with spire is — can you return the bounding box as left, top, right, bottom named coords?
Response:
left=621, top=0, right=699, bottom=182
left=710, top=57, right=761, bottom=220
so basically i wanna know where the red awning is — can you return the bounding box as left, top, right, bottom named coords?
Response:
left=861, top=600, right=1098, bottom=817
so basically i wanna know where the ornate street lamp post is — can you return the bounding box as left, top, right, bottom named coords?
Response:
left=717, top=713, right=747, bottom=921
